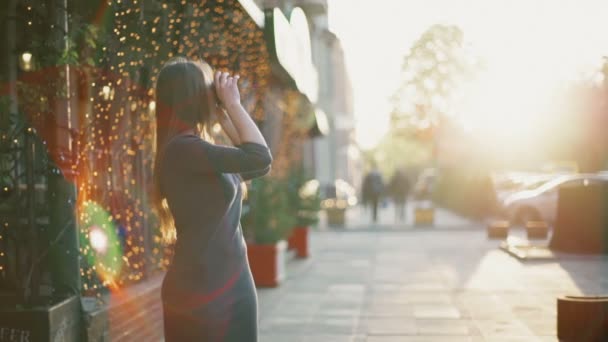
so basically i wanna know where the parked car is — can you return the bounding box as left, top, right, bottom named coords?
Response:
left=492, top=172, right=556, bottom=203
left=501, top=173, right=608, bottom=225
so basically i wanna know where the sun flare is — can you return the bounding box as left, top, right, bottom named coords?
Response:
left=329, top=0, right=608, bottom=150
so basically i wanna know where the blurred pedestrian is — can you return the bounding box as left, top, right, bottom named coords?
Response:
left=152, top=57, right=272, bottom=341
left=361, top=165, right=385, bottom=222
left=388, top=168, right=411, bottom=222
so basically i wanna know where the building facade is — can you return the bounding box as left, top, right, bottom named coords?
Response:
left=254, top=0, right=360, bottom=188
left=0, top=0, right=318, bottom=339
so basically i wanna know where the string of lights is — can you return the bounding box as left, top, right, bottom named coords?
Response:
left=1, top=0, right=311, bottom=298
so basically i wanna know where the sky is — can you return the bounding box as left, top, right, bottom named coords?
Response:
left=327, top=0, right=608, bottom=150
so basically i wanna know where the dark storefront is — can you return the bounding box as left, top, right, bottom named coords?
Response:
left=0, top=0, right=318, bottom=340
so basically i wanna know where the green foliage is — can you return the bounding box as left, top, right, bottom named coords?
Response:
left=242, top=177, right=296, bottom=245
left=370, top=24, right=483, bottom=178
left=286, top=166, right=321, bottom=227
left=371, top=131, right=433, bottom=178
left=390, top=24, right=481, bottom=133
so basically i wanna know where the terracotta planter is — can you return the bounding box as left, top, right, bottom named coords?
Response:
left=557, top=296, right=608, bottom=341
left=246, top=240, right=287, bottom=287
left=288, top=226, right=310, bottom=258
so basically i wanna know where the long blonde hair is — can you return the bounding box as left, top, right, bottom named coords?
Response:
left=152, top=57, right=216, bottom=243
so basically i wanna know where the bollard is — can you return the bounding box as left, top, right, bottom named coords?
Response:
left=487, top=220, right=509, bottom=239
left=326, top=208, right=346, bottom=227
left=526, top=220, right=548, bottom=239
left=414, top=207, right=434, bottom=226
left=557, top=296, right=608, bottom=341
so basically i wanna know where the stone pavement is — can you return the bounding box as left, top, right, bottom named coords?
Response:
left=256, top=206, right=608, bottom=341
left=321, top=201, right=481, bottom=231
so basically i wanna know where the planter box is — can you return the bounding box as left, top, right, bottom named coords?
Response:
left=0, top=295, right=80, bottom=342
left=557, top=296, right=608, bottom=341
left=488, top=220, right=510, bottom=239
left=246, top=240, right=287, bottom=287
left=287, top=226, right=310, bottom=258
left=525, top=220, right=548, bottom=239
left=414, top=207, right=434, bottom=226
left=326, top=208, right=346, bottom=227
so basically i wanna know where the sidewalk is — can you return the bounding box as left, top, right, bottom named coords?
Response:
left=257, top=209, right=608, bottom=341
left=318, top=201, right=482, bottom=231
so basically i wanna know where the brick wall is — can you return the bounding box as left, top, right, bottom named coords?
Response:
left=85, top=274, right=165, bottom=341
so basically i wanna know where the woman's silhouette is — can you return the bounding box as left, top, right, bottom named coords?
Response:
left=152, top=57, right=272, bottom=341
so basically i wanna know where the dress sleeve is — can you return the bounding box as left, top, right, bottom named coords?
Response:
left=185, top=136, right=272, bottom=177
left=239, top=165, right=271, bottom=181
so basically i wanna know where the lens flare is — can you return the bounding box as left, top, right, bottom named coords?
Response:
left=89, top=225, right=108, bottom=254
left=79, top=201, right=123, bottom=286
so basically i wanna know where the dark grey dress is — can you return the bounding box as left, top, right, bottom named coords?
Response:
left=159, top=134, right=272, bottom=342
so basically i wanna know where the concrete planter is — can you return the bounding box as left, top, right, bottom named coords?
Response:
left=487, top=220, right=510, bottom=239
left=326, top=208, right=346, bottom=227
left=414, top=207, right=435, bottom=226
left=525, top=220, right=549, bottom=239
left=246, top=240, right=287, bottom=287
left=0, top=295, right=80, bottom=342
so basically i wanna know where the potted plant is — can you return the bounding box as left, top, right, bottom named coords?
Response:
left=242, top=176, right=295, bottom=287
left=323, top=179, right=356, bottom=227
left=286, top=167, right=321, bottom=258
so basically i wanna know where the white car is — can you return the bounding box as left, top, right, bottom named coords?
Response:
left=493, top=172, right=556, bottom=203
left=502, top=173, right=608, bottom=225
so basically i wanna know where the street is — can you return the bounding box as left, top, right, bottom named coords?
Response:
left=256, top=205, right=608, bottom=341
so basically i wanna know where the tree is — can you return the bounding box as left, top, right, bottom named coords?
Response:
left=368, top=25, right=480, bottom=175
left=390, top=24, right=480, bottom=135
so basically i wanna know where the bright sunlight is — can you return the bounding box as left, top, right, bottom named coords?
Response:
left=329, top=0, right=608, bottom=151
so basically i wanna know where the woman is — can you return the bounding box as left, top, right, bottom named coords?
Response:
left=152, top=57, right=272, bottom=341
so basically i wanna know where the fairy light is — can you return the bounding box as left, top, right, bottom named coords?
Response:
left=2, top=0, right=314, bottom=298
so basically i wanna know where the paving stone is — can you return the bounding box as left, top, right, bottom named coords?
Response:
left=259, top=316, right=312, bottom=333
left=366, top=337, right=479, bottom=342
left=269, top=304, right=319, bottom=317
left=413, top=305, right=462, bottom=319
left=363, top=303, right=416, bottom=317
left=361, top=318, right=417, bottom=335
left=259, top=334, right=361, bottom=342
left=328, top=283, right=367, bottom=294
left=307, top=316, right=359, bottom=334
left=256, top=215, right=608, bottom=340
left=368, top=293, right=453, bottom=305
left=415, top=319, right=474, bottom=335
left=318, top=307, right=362, bottom=317
left=522, top=319, right=557, bottom=336
left=474, top=319, right=535, bottom=337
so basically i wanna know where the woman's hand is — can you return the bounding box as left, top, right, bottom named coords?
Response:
left=214, top=71, right=241, bottom=111
left=213, top=70, right=268, bottom=147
